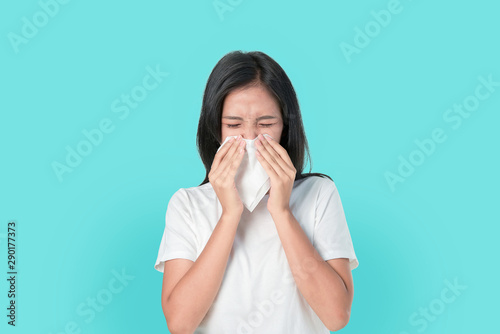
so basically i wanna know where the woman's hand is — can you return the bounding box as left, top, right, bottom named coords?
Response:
left=209, top=135, right=246, bottom=218
left=255, top=134, right=297, bottom=216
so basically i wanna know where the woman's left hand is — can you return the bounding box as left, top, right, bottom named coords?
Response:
left=255, top=134, right=297, bottom=216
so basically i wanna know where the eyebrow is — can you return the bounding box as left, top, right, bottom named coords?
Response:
left=222, top=115, right=278, bottom=121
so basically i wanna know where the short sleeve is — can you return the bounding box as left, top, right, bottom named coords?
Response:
left=154, top=189, right=198, bottom=273
left=313, top=179, right=359, bottom=270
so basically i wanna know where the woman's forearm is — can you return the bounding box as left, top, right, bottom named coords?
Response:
left=164, top=212, right=240, bottom=333
left=271, top=209, right=352, bottom=331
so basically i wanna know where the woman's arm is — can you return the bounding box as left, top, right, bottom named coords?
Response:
left=271, top=209, right=354, bottom=332
left=162, top=212, right=241, bottom=334
left=251, top=134, right=355, bottom=330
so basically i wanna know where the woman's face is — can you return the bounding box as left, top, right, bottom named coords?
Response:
left=221, top=85, right=283, bottom=144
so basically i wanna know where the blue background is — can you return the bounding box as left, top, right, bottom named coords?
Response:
left=1, top=0, right=499, bottom=333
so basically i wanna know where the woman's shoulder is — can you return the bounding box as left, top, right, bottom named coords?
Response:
left=184, top=181, right=214, bottom=195
left=169, top=181, right=216, bottom=203
left=294, top=174, right=338, bottom=199
left=296, top=173, right=336, bottom=188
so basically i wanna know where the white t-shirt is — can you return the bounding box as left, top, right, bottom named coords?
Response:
left=154, top=175, right=359, bottom=333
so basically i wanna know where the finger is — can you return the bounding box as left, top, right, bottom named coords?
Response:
left=217, top=137, right=243, bottom=177
left=255, top=147, right=278, bottom=179
left=256, top=137, right=286, bottom=175
left=260, top=135, right=294, bottom=170
left=226, top=141, right=246, bottom=179
left=210, top=138, right=238, bottom=183
left=221, top=139, right=246, bottom=178
left=267, top=136, right=294, bottom=168
left=220, top=136, right=243, bottom=169
left=211, top=136, right=237, bottom=171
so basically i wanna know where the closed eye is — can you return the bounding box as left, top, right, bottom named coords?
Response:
left=226, top=124, right=274, bottom=128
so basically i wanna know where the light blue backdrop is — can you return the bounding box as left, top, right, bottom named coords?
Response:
left=1, top=0, right=498, bottom=333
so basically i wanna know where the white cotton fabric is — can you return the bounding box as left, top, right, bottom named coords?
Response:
left=216, top=134, right=272, bottom=212
left=154, top=175, right=359, bottom=334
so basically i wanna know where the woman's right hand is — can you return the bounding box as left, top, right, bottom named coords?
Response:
left=208, top=135, right=246, bottom=218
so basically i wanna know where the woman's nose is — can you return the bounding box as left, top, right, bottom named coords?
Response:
left=241, top=132, right=258, bottom=140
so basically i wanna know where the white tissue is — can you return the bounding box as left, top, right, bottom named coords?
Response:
left=216, top=134, right=272, bottom=212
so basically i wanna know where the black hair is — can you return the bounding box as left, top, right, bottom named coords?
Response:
left=196, top=50, right=332, bottom=186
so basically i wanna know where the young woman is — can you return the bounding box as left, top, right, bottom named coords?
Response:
left=154, top=50, right=359, bottom=333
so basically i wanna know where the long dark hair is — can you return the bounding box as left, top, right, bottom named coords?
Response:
left=196, top=50, right=332, bottom=186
